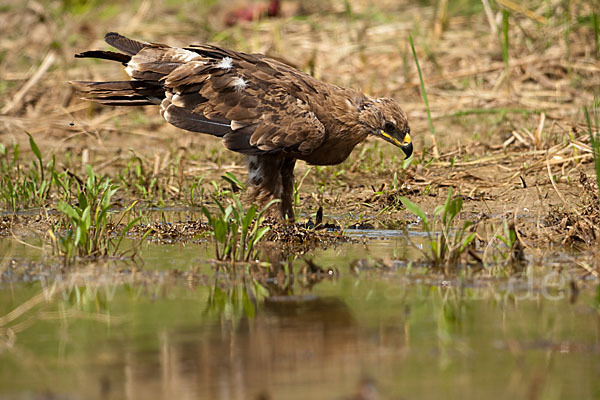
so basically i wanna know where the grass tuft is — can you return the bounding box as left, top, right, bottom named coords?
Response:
left=400, top=188, right=476, bottom=268
left=0, top=134, right=55, bottom=211
left=51, top=165, right=145, bottom=265
left=202, top=175, right=277, bottom=262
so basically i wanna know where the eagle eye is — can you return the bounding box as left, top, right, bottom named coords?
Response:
left=384, top=121, right=395, bottom=133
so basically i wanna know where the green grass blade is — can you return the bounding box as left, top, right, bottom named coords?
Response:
left=222, top=171, right=246, bottom=191
left=584, top=105, right=600, bottom=204
left=409, top=35, right=435, bottom=137
left=26, top=132, right=42, bottom=164
left=501, top=9, right=510, bottom=66
left=399, top=196, right=428, bottom=224
left=593, top=12, right=600, bottom=58
left=26, top=132, right=44, bottom=182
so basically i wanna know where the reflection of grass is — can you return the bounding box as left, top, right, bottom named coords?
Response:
left=206, top=276, right=270, bottom=319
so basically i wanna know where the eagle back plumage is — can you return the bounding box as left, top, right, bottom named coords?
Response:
left=113, top=37, right=331, bottom=158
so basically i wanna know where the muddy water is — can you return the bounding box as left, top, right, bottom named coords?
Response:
left=1, top=227, right=599, bottom=400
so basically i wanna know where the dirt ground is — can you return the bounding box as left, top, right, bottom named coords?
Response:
left=1, top=0, right=599, bottom=261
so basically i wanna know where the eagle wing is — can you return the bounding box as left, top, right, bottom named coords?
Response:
left=125, top=42, right=326, bottom=156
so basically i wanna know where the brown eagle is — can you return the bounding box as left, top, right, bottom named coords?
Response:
left=73, top=32, right=412, bottom=221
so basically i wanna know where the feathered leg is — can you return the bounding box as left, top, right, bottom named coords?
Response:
left=246, top=154, right=295, bottom=221
left=280, top=157, right=296, bottom=222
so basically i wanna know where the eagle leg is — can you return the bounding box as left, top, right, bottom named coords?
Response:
left=280, top=157, right=296, bottom=222
left=245, top=155, right=296, bottom=222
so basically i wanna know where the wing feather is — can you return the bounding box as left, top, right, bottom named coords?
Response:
left=105, top=39, right=329, bottom=155
left=161, top=103, right=232, bottom=136
left=162, top=52, right=326, bottom=155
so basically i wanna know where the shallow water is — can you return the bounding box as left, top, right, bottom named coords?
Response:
left=1, top=223, right=599, bottom=400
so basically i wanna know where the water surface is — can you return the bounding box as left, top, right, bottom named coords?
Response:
left=1, top=226, right=599, bottom=400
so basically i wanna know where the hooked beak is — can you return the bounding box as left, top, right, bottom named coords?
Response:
left=380, top=130, right=413, bottom=159
left=400, top=133, right=413, bottom=159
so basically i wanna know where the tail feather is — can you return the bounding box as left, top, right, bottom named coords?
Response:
left=72, top=33, right=162, bottom=107
left=71, top=81, right=164, bottom=106
left=74, top=50, right=131, bottom=64
left=73, top=32, right=146, bottom=63
left=104, top=32, right=147, bottom=55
